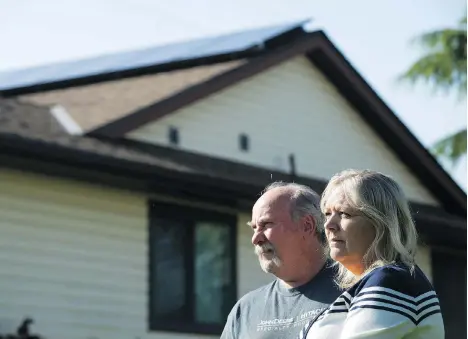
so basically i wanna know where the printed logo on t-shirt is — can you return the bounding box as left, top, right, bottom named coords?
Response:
left=256, top=308, right=327, bottom=332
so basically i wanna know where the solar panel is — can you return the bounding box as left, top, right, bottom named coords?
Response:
left=0, top=19, right=310, bottom=92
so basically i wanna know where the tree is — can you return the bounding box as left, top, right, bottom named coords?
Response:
left=400, top=13, right=467, bottom=165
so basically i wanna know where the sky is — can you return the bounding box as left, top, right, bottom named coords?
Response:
left=0, top=0, right=466, bottom=188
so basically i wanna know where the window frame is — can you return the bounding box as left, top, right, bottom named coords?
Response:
left=148, top=200, right=237, bottom=335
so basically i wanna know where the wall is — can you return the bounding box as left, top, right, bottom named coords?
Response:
left=0, top=169, right=272, bottom=339
left=128, top=56, right=439, bottom=206
left=0, top=168, right=435, bottom=339
left=0, top=169, right=149, bottom=339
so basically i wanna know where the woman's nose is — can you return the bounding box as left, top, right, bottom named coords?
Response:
left=324, top=215, right=339, bottom=231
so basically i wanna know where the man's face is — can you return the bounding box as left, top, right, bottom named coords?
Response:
left=249, top=188, right=309, bottom=275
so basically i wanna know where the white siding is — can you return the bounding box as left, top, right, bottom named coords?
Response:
left=416, top=245, right=433, bottom=282
left=0, top=169, right=224, bottom=339
left=128, top=56, right=439, bottom=206
left=0, top=169, right=434, bottom=339
left=236, top=214, right=274, bottom=297
left=0, top=169, right=274, bottom=339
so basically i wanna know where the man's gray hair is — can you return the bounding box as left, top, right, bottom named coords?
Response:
left=262, top=181, right=324, bottom=235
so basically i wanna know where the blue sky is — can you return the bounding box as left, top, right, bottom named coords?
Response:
left=0, top=0, right=466, bottom=188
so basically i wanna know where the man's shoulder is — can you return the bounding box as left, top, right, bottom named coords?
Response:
left=222, top=283, right=278, bottom=339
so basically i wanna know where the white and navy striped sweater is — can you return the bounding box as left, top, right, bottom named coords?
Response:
left=299, top=263, right=444, bottom=339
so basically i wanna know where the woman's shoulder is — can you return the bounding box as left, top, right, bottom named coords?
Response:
left=301, top=262, right=443, bottom=339
left=348, top=262, right=436, bottom=299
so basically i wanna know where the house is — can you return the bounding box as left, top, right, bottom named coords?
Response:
left=0, top=21, right=466, bottom=339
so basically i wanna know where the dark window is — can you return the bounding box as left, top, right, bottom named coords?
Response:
left=239, top=134, right=249, bottom=151
left=168, top=126, right=179, bottom=145
left=149, top=201, right=237, bottom=335
left=432, top=249, right=467, bottom=339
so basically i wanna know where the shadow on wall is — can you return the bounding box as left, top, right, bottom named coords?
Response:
left=0, top=318, right=43, bottom=339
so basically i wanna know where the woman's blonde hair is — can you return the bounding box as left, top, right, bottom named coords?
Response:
left=321, top=169, right=418, bottom=289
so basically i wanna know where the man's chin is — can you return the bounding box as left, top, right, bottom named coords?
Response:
left=259, top=259, right=280, bottom=273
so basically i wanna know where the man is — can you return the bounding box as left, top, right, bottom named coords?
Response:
left=221, top=181, right=341, bottom=339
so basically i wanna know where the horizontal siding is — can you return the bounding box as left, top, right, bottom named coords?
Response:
left=0, top=168, right=434, bottom=339
left=0, top=169, right=222, bottom=339
left=128, top=56, right=439, bottom=206
left=236, top=213, right=274, bottom=297
left=415, top=244, right=433, bottom=282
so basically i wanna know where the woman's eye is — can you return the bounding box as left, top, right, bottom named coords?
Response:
left=340, top=212, right=351, bottom=218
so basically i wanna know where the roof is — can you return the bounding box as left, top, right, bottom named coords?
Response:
left=18, top=61, right=244, bottom=131
left=83, top=30, right=466, bottom=217
left=0, top=20, right=465, bottom=250
left=0, top=99, right=466, bottom=250
left=0, top=99, right=67, bottom=136
left=0, top=19, right=309, bottom=96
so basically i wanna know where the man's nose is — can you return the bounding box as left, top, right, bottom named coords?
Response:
left=252, top=229, right=266, bottom=246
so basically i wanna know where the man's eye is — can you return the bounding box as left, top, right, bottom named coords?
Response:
left=251, top=224, right=264, bottom=232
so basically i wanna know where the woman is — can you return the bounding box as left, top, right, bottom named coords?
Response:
left=299, top=169, right=444, bottom=339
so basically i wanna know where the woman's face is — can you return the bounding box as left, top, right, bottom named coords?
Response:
left=323, top=191, right=376, bottom=275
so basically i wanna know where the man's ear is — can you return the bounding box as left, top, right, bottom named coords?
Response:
left=302, top=215, right=316, bottom=234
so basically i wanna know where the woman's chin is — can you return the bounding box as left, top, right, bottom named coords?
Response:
left=329, top=250, right=346, bottom=262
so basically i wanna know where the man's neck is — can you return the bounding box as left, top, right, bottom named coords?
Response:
left=279, top=256, right=327, bottom=289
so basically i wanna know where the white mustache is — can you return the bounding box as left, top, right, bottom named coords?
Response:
left=255, top=242, right=276, bottom=255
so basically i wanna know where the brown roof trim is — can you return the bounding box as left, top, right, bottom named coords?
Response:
left=87, top=32, right=323, bottom=136
left=304, top=37, right=466, bottom=215
left=88, top=30, right=466, bottom=215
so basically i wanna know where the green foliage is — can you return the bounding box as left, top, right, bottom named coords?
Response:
left=432, top=128, right=467, bottom=165
left=401, top=16, right=467, bottom=98
left=400, top=13, right=467, bottom=164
